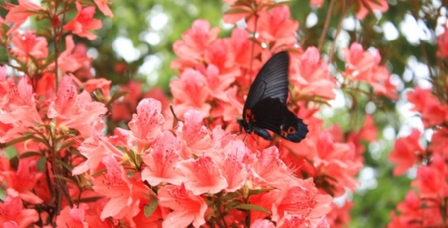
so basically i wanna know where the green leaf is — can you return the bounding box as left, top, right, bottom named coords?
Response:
left=5, top=146, right=18, bottom=159
left=0, top=135, right=34, bottom=149
left=234, top=204, right=270, bottom=214
left=106, top=91, right=129, bottom=107
left=223, top=192, right=243, bottom=201
left=37, top=156, right=47, bottom=173
left=144, top=198, right=159, bottom=218
left=0, top=188, right=6, bottom=201
left=20, top=151, right=42, bottom=159
left=247, top=188, right=274, bottom=197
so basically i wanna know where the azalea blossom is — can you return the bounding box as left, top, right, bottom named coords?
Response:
left=63, top=2, right=102, bottom=40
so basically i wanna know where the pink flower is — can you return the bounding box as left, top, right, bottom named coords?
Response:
left=389, top=129, right=425, bottom=176
left=220, top=140, right=249, bottom=191
left=176, top=109, right=212, bottom=158
left=57, top=35, right=92, bottom=73
left=177, top=156, right=228, bottom=195
left=310, top=0, right=324, bottom=8
left=355, top=0, right=389, bottom=19
left=56, top=204, right=89, bottom=228
left=271, top=179, right=332, bottom=226
left=251, top=146, right=293, bottom=189
left=170, top=69, right=211, bottom=117
left=4, top=0, right=41, bottom=34
left=254, top=6, right=298, bottom=48
left=83, top=78, right=111, bottom=100
left=92, top=156, right=149, bottom=225
left=251, top=219, right=275, bottom=228
left=10, top=30, right=48, bottom=60
left=158, top=184, right=207, bottom=227
left=63, top=2, right=102, bottom=40
left=172, top=19, right=220, bottom=63
left=93, top=0, right=114, bottom=18
left=2, top=159, right=43, bottom=204
left=141, top=131, right=185, bottom=186
left=47, top=75, right=107, bottom=138
left=73, top=135, right=124, bottom=175
left=128, top=98, right=165, bottom=143
left=290, top=47, right=336, bottom=100
left=0, top=195, right=39, bottom=227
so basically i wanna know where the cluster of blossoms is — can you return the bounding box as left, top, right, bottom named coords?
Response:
left=388, top=26, right=448, bottom=226
left=0, top=0, right=413, bottom=227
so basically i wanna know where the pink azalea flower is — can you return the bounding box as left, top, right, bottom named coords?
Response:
left=227, top=28, right=262, bottom=69
left=73, top=135, right=124, bottom=175
left=290, top=47, right=336, bottom=100
left=158, top=184, right=207, bottom=227
left=56, top=204, right=89, bottom=228
left=0, top=195, right=39, bottom=227
left=202, top=64, right=235, bottom=101
left=389, top=129, right=425, bottom=176
left=177, top=156, right=228, bottom=195
left=2, top=159, right=43, bottom=204
left=411, top=154, right=448, bottom=199
left=141, top=131, right=185, bottom=186
left=63, top=2, right=102, bottom=40
left=355, top=0, right=389, bottom=19
left=205, top=39, right=240, bottom=79
left=128, top=98, right=165, bottom=143
left=47, top=75, right=107, bottom=138
left=250, top=146, right=292, bottom=189
left=0, top=77, right=42, bottom=142
left=175, top=109, right=211, bottom=158
left=4, top=0, right=41, bottom=35
left=93, top=0, right=114, bottom=18
left=83, top=78, right=111, bottom=99
left=10, top=30, right=48, bottom=61
left=254, top=6, right=298, bottom=48
left=251, top=219, right=276, bottom=228
left=170, top=69, right=211, bottom=117
left=309, top=0, right=324, bottom=8
left=93, top=155, right=149, bottom=226
left=57, top=35, right=91, bottom=73
left=271, top=179, right=332, bottom=226
left=220, top=140, right=249, bottom=191
left=172, top=19, right=220, bottom=62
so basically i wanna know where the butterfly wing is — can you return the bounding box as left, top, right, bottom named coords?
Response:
left=243, top=51, right=290, bottom=111
left=250, top=97, right=308, bottom=142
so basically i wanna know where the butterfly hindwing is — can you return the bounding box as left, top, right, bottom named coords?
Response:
left=248, top=97, right=308, bottom=142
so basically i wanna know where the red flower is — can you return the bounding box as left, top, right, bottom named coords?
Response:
left=63, top=2, right=102, bottom=40
left=4, top=0, right=41, bottom=34
left=389, top=129, right=425, bottom=176
left=141, top=131, right=184, bottom=186
left=177, top=156, right=228, bottom=195
left=172, top=19, right=219, bottom=64
left=170, top=69, right=211, bottom=117
left=158, top=184, right=207, bottom=227
left=0, top=195, right=39, bottom=227
left=254, top=6, right=298, bottom=48
left=10, top=30, right=48, bottom=61
left=93, top=0, right=114, bottom=18
left=355, top=0, right=389, bottom=19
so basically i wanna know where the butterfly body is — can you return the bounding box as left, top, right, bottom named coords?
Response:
left=238, top=51, right=309, bottom=143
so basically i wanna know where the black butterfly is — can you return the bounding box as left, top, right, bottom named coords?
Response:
left=237, top=51, right=309, bottom=143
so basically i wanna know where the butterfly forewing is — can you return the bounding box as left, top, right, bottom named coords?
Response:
left=243, top=51, right=290, bottom=110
